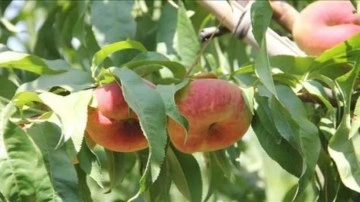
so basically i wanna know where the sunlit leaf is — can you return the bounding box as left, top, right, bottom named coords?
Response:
left=314, top=34, right=360, bottom=65
left=12, top=91, right=42, bottom=108
left=0, top=51, right=60, bottom=74
left=91, top=40, right=146, bottom=71
left=39, top=90, right=93, bottom=151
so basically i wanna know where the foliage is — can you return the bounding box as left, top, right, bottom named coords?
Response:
left=0, top=0, right=359, bottom=202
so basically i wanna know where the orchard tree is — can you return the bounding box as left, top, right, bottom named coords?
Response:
left=0, top=0, right=360, bottom=201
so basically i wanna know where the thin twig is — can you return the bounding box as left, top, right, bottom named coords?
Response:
left=185, top=17, right=226, bottom=77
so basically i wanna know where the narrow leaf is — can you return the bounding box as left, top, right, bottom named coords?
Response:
left=255, top=40, right=278, bottom=98
left=77, top=141, right=104, bottom=188
left=251, top=0, right=273, bottom=45
left=175, top=1, right=201, bottom=68
left=166, top=147, right=202, bottom=202
left=105, top=150, right=136, bottom=190
left=75, top=164, right=94, bottom=202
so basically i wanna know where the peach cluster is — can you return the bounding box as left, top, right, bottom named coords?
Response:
left=85, top=79, right=252, bottom=153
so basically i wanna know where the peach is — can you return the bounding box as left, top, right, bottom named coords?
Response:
left=86, top=80, right=154, bottom=152
left=167, top=79, right=252, bottom=153
left=292, top=1, right=360, bottom=56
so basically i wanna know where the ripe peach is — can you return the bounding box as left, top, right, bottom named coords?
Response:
left=167, top=79, right=252, bottom=153
left=293, top=1, right=360, bottom=56
left=86, top=81, right=154, bottom=152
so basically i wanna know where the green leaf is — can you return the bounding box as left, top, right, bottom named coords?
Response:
left=91, top=40, right=146, bottom=71
left=114, top=68, right=167, bottom=192
left=250, top=1, right=277, bottom=97
left=270, top=55, right=314, bottom=76
left=0, top=122, right=60, bottom=201
left=39, top=90, right=93, bottom=151
left=210, top=151, right=233, bottom=179
left=0, top=51, right=60, bottom=75
left=90, top=0, right=136, bottom=46
left=272, top=86, right=320, bottom=200
left=314, top=34, right=360, bottom=65
left=256, top=85, right=320, bottom=199
left=175, top=1, right=201, bottom=68
left=156, top=3, right=178, bottom=58
left=350, top=97, right=360, bottom=136
left=144, top=160, right=172, bottom=202
left=17, top=69, right=94, bottom=93
left=255, top=40, right=278, bottom=98
left=0, top=76, right=17, bottom=100
left=125, top=52, right=187, bottom=79
left=105, top=150, right=136, bottom=190
left=156, top=81, right=189, bottom=133
left=328, top=60, right=360, bottom=193
left=204, top=153, right=224, bottom=202
left=253, top=95, right=303, bottom=177
left=13, top=92, right=42, bottom=108
left=33, top=6, right=61, bottom=59
left=27, top=122, right=81, bottom=202
left=43, top=59, right=72, bottom=71
left=77, top=140, right=103, bottom=188
left=251, top=0, right=272, bottom=45
left=302, top=80, right=335, bottom=111
left=167, top=147, right=202, bottom=202
left=75, top=164, right=94, bottom=202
